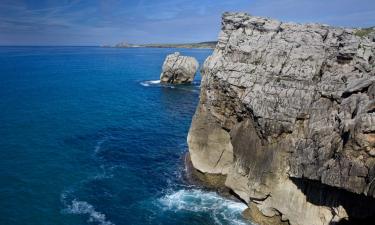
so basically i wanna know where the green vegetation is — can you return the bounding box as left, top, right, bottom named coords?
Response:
left=354, top=27, right=375, bottom=37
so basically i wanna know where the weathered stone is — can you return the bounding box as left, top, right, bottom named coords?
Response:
left=187, top=104, right=233, bottom=175
left=184, top=153, right=227, bottom=188
left=160, top=52, right=199, bottom=84
left=242, top=204, right=289, bottom=225
left=187, top=12, right=375, bottom=225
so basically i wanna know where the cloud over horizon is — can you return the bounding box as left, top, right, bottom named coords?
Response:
left=0, top=0, right=374, bottom=45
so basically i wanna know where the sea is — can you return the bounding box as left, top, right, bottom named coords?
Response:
left=0, top=47, right=251, bottom=225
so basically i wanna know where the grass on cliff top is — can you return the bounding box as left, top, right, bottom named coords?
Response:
left=354, top=27, right=375, bottom=37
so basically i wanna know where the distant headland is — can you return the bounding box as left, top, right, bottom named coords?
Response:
left=102, top=41, right=217, bottom=49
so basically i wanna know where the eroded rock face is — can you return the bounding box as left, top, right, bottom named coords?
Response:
left=188, top=12, right=375, bottom=225
left=370, top=31, right=375, bottom=42
left=160, top=52, right=199, bottom=84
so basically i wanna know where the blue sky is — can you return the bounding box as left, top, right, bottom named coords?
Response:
left=0, top=0, right=374, bottom=46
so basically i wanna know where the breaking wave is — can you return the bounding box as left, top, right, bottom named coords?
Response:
left=140, top=80, right=161, bottom=87
left=158, top=189, right=251, bottom=225
left=140, top=80, right=200, bottom=91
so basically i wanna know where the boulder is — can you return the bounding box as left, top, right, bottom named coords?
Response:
left=160, top=52, right=199, bottom=84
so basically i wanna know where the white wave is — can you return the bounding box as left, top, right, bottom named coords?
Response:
left=94, top=139, right=105, bottom=153
left=140, top=80, right=161, bottom=87
left=64, top=200, right=114, bottom=225
left=148, top=80, right=161, bottom=84
left=159, top=189, right=251, bottom=225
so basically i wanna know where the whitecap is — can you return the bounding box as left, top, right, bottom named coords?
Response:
left=158, top=189, right=251, bottom=225
left=63, top=200, right=115, bottom=225
left=140, top=80, right=161, bottom=87
left=140, top=82, right=150, bottom=87
left=148, top=80, right=161, bottom=84
left=94, top=139, right=106, bottom=153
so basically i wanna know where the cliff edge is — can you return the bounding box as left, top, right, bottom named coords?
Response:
left=188, top=12, right=375, bottom=225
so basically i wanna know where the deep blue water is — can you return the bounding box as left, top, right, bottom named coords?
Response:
left=0, top=47, right=249, bottom=225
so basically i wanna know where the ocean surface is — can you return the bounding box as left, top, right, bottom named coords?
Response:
left=0, top=47, right=251, bottom=225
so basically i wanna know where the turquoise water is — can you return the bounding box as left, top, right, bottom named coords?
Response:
left=0, top=47, right=249, bottom=225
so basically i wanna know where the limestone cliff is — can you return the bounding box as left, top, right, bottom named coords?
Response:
left=188, top=12, right=375, bottom=225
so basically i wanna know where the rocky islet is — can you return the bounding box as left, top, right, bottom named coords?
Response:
left=160, top=52, right=199, bottom=84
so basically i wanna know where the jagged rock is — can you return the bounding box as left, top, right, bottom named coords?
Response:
left=188, top=12, right=375, bottom=225
left=160, top=52, right=199, bottom=84
left=370, top=31, right=375, bottom=42
left=242, top=204, right=289, bottom=225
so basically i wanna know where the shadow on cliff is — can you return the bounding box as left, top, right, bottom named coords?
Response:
left=290, top=177, right=375, bottom=225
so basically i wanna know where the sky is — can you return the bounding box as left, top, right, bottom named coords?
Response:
left=0, top=0, right=375, bottom=46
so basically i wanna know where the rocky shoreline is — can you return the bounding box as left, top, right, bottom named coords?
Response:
left=184, top=153, right=289, bottom=225
left=186, top=12, right=375, bottom=225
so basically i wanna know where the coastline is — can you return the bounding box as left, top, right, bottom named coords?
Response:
left=183, top=153, right=248, bottom=208
left=184, top=153, right=287, bottom=225
left=103, top=46, right=215, bottom=50
left=103, top=42, right=217, bottom=49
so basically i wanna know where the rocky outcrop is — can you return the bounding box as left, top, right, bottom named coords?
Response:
left=370, top=31, right=375, bottom=42
left=188, top=12, right=375, bottom=225
left=160, top=52, right=199, bottom=84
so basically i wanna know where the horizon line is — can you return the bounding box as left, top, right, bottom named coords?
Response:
left=0, top=45, right=100, bottom=47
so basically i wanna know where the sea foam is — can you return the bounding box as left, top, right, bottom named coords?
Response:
left=140, top=80, right=161, bottom=87
left=159, top=189, right=251, bottom=225
left=64, top=200, right=114, bottom=225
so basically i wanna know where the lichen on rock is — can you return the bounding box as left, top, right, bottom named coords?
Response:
left=187, top=12, right=375, bottom=225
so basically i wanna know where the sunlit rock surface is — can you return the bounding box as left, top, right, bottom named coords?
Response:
left=160, top=52, right=199, bottom=84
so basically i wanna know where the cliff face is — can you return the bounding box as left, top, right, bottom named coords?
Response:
left=188, top=12, right=375, bottom=225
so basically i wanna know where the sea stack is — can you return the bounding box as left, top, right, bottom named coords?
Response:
left=187, top=12, right=375, bottom=225
left=160, top=52, right=199, bottom=84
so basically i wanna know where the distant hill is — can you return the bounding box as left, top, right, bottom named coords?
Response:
left=110, top=41, right=217, bottom=49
